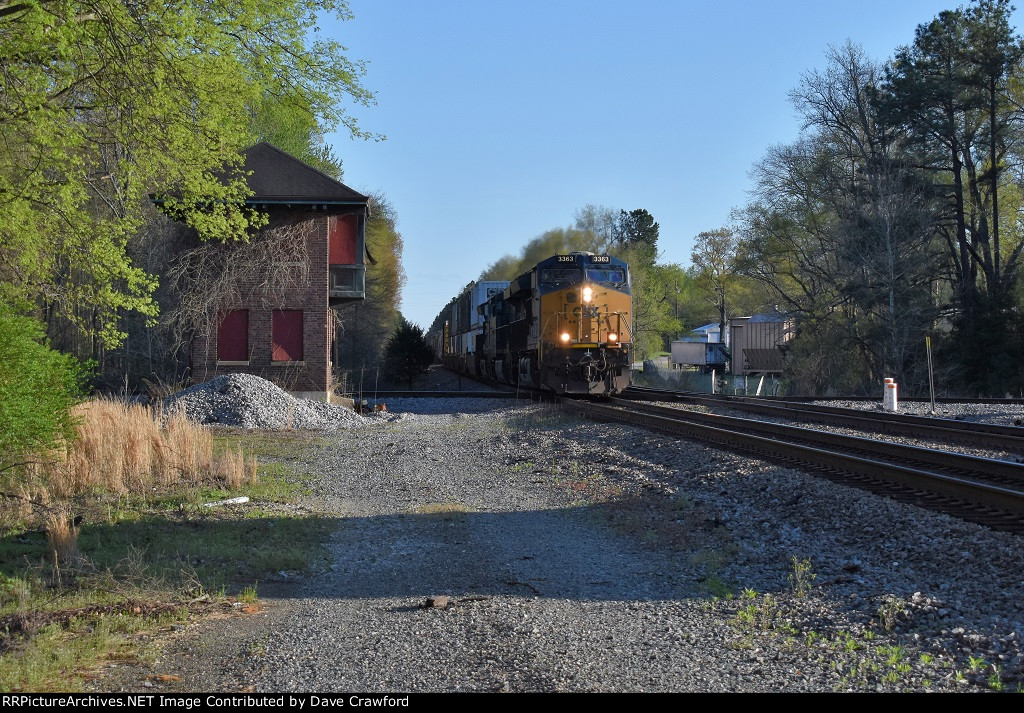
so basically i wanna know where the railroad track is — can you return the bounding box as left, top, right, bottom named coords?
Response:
left=623, top=386, right=1024, bottom=451
left=563, top=397, right=1024, bottom=533
left=627, top=385, right=1024, bottom=405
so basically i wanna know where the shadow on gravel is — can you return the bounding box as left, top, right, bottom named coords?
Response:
left=1, top=494, right=724, bottom=604
left=376, top=399, right=523, bottom=416
left=298, top=500, right=711, bottom=603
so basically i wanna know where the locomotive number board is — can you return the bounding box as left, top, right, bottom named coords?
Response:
left=556, top=255, right=611, bottom=263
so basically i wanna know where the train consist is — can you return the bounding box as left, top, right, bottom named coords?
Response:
left=433, top=252, right=633, bottom=395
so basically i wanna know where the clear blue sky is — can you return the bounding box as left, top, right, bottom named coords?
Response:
left=321, top=1, right=1019, bottom=329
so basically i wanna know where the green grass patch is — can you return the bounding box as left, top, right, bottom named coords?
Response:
left=0, top=606, right=191, bottom=692
left=212, top=429, right=329, bottom=461
left=0, top=429, right=334, bottom=692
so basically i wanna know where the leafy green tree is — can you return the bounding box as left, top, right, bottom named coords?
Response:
left=384, top=318, right=435, bottom=388
left=878, top=2, right=1024, bottom=392
left=334, top=193, right=406, bottom=386
left=0, top=0, right=377, bottom=350
left=691, top=228, right=741, bottom=338
left=249, top=93, right=346, bottom=180
left=0, top=306, right=84, bottom=476
left=624, top=257, right=682, bottom=359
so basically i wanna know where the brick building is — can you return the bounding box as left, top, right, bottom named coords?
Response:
left=190, top=142, right=369, bottom=400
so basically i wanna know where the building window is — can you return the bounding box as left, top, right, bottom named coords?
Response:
left=329, top=214, right=357, bottom=265
left=272, top=309, right=304, bottom=362
left=217, top=309, right=249, bottom=362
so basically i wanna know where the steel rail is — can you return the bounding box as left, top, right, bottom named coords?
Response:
left=627, top=385, right=1024, bottom=405
left=610, top=398, right=1024, bottom=486
left=564, top=398, right=1024, bottom=519
left=621, top=388, right=1024, bottom=450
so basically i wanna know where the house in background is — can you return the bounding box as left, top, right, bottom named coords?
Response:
left=189, top=142, right=369, bottom=400
left=728, top=312, right=794, bottom=377
left=670, top=322, right=729, bottom=372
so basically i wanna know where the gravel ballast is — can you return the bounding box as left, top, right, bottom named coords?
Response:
left=814, top=398, right=1024, bottom=427
left=115, top=397, right=1024, bottom=692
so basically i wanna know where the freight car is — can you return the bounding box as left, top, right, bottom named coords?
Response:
left=435, top=252, right=632, bottom=395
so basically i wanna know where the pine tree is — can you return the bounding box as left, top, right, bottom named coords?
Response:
left=384, top=318, right=435, bottom=388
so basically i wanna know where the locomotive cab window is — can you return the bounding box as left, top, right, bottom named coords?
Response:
left=585, top=268, right=625, bottom=284
left=539, top=268, right=582, bottom=283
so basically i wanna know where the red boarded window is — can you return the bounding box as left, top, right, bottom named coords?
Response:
left=272, top=310, right=304, bottom=362
left=329, top=214, right=357, bottom=265
left=217, top=310, right=248, bottom=362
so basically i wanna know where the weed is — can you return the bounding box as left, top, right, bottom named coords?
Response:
left=919, top=652, right=934, bottom=665
left=757, top=594, right=779, bottom=629
left=736, top=604, right=757, bottom=628
left=968, top=655, right=987, bottom=672
left=988, top=666, right=1006, bottom=692
left=876, top=595, right=903, bottom=631
left=45, top=505, right=80, bottom=568
left=239, top=583, right=259, bottom=604
left=836, top=631, right=860, bottom=653
left=788, top=556, right=816, bottom=598
left=879, top=644, right=906, bottom=666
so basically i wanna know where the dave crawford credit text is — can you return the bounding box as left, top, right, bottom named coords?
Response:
left=1, top=696, right=412, bottom=709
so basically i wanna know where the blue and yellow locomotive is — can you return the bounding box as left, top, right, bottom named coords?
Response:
left=438, top=252, right=632, bottom=395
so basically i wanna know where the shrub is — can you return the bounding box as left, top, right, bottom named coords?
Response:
left=383, top=317, right=435, bottom=388
left=0, top=306, right=85, bottom=475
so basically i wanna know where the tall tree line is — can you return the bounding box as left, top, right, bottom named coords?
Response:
left=736, top=0, right=1024, bottom=395
left=0, top=0, right=414, bottom=401
left=0, top=0, right=377, bottom=369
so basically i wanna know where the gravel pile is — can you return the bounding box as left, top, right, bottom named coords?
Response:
left=114, top=398, right=1024, bottom=692
left=165, top=373, right=373, bottom=430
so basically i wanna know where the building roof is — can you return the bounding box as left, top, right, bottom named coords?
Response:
left=693, top=322, right=721, bottom=333
left=741, top=311, right=786, bottom=323
left=238, top=142, right=369, bottom=205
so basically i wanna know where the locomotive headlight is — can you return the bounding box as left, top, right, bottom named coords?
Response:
left=608, top=333, right=618, bottom=342
left=560, top=332, right=571, bottom=343
left=582, top=285, right=593, bottom=303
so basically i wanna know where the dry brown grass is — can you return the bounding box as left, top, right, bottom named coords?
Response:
left=27, top=399, right=257, bottom=498
left=45, top=504, right=80, bottom=566
left=214, top=445, right=260, bottom=490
